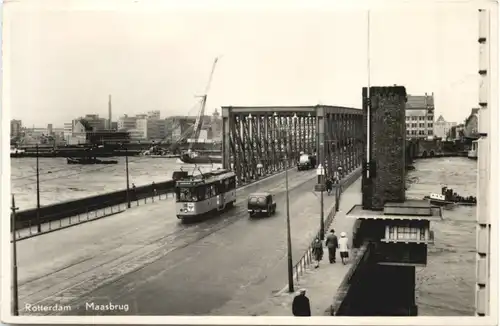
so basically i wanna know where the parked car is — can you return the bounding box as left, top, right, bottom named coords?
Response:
left=247, top=192, right=277, bottom=217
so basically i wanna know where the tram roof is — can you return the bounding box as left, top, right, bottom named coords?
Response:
left=175, top=169, right=235, bottom=186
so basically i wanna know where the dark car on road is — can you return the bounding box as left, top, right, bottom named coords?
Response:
left=247, top=192, right=277, bottom=217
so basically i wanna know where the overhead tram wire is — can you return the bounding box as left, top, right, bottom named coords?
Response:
left=14, top=156, right=147, bottom=188
left=12, top=163, right=123, bottom=182
left=11, top=148, right=149, bottom=182
left=15, top=164, right=120, bottom=187
left=11, top=166, right=80, bottom=181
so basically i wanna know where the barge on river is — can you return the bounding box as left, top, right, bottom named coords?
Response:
left=67, top=157, right=118, bottom=165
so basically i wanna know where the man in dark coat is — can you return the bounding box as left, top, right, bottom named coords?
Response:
left=292, top=289, right=311, bottom=316
left=325, top=229, right=339, bottom=263
left=325, top=178, right=333, bottom=195
left=312, top=238, right=323, bottom=268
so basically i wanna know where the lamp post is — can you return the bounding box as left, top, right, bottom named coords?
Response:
left=246, top=114, right=256, bottom=179
left=125, top=145, right=131, bottom=208
left=285, top=156, right=294, bottom=292
left=335, top=166, right=343, bottom=212
left=11, top=195, right=19, bottom=316
left=316, top=164, right=325, bottom=240
left=273, top=111, right=299, bottom=293
left=285, top=113, right=298, bottom=292
left=35, top=144, right=41, bottom=233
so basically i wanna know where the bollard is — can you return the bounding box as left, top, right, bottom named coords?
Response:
left=29, top=220, right=32, bottom=235
left=295, top=266, right=299, bottom=282
left=136, top=200, right=139, bottom=207
left=111, top=206, right=113, bottom=214
left=95, top=210, right=98, bottom=218
left=78, top=213, right=80, bottom=223
left=144, top=197, right=147, bottom=204
left=86, top=207, right=89, bottom=220
left=48, top=220, right=51, bottom=231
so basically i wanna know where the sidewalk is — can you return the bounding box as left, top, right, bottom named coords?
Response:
left=248, top=177, right=363, bottom=316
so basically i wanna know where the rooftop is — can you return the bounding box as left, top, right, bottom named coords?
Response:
left=405, top=109, right=428, bottom=116
left=406, top=94, right=434, bottom=109
left=346, top=203, right=442, bottom=221
left=248, top=192, right=272, bottom=197
left=436, top=115, right=446, bottom=122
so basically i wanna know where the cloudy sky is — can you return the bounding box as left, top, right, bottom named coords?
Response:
left=4, top=0, right=486, bottom=127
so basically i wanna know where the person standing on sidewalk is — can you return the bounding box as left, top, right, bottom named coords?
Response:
left=292, top=289, right=311, bottom=316
left=325, top=229, right=338, bottom=263
left=312, top=238, right=323, bottom=268
left=338, top=232, right=349, bottom=265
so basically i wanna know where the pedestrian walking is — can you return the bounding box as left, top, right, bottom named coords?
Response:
left=152, top=181, right=158, bottom=196
left=131, top=183, right=137, bottom=201
left=325, top=229, right=338, bottom=263
left=325, top=178, right=333, bottom=195
left=338, top=232, right=349, bottom=265
left=312, top=238, right=323, bottom=268
left=292, top=288, right=311, bottom=316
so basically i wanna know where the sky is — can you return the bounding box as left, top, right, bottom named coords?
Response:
left=4, top=0, right=487, bottom=127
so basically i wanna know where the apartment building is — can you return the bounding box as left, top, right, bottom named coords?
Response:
left=405, top=93, right=435, bottom=139
left=10, top=120, right=22, bottom=137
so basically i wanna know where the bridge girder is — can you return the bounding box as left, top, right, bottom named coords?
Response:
left=221, top=105, right=363, bottom=186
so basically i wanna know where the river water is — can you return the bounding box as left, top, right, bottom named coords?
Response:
left=10, top=157, right=220, bottom=211
left=10, top=156, right=476, bottom=316
left=406, top=157, right=476, bottom=316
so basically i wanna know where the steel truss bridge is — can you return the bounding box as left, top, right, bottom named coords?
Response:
left=221, top=106, right=364, bottom=186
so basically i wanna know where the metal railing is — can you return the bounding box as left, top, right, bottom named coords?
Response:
left=289, top=167, right=361, bottom=285
left=291, top=197, right=338, bottom=283
left=13, top=191, right=175, bottom=241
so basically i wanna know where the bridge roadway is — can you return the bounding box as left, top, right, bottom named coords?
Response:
left=18, top=168, right=340, bottom=316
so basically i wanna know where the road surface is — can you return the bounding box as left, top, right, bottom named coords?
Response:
left=17, top=168, right=340, bottom=316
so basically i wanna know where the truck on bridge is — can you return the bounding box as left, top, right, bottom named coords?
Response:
left=297, top=152, right=317, bottom=171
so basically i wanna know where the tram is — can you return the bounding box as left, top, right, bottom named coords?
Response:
left=174, top=169, right=237, bottom=221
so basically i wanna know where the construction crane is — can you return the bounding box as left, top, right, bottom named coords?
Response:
left=188, top=56, right=220, bottom=151
left=155, top=57, right=220, bottom=155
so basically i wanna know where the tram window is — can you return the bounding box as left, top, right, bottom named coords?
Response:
left=216, top=181, right=224, bottom=194
left=177, top=187, right=195, bottom=202
left=228, top=177, right=236, bottom=190
left=197, top=186, right=206, bottom=201
left=210, top=185, right=216, bottom=197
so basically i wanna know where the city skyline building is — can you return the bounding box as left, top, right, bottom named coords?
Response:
left=10, top=120, right=22, bottom=138
left=405, top=93, right=435, bottom=139
left=433, top=115, right=457, bottom=140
